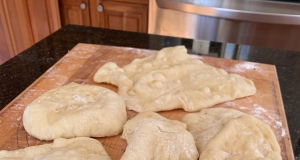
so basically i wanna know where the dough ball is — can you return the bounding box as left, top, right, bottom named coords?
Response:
left=23, top=82, right=127, bottom=140
left=121, top=111, right=199, bottom=160
left=182, top=108, right=281, bottom=160
left=93, top=46, right=256, bottom=112
left=0, top=137, right=111, bottom=160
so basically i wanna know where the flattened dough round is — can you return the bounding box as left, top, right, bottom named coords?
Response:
left=93, top=46, right=256, bottom=112
left=0, top=137, right=111, bottom=160
left=23, top=82, right=127, bottom=140
left=182, top=108, right=281, bottom=160
left=121, top=111, right=199, bottom=160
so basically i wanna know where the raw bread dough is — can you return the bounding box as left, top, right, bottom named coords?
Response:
left=93, top=46, right=256, bottom=112
left=23, top=82, right=127, bottom=140
left=0, top=137, right=111, bottom=160
left=121, top=111, right=199, bottom=160
left=181, top=108, right=246, bottom=153
left=181, top=108, right=282, bottom=160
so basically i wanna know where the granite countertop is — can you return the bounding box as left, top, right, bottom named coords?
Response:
left=0, top=25, right=299, bottom=158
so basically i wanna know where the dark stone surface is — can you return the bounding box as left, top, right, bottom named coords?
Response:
left=0, top=25, right=299, bottom=158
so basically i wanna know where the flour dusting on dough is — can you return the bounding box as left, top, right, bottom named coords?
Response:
left=250, top=104, right=286, bottom=138
left=223, top=102, right=286, bottom=138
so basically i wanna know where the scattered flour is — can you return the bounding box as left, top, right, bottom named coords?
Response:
left=228, top=62, right=259, bottom=73
left=223, top=101, right=286, bottom=138
left=250, top=104, right=286, bottom=138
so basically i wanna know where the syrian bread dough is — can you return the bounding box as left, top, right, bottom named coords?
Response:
left=23, top=82, right=127, bottom=140
left=121, top=111, right=199, bottom=160
left=0, top=137, right=111, bottom=160
left=181, top=108, right=281, bottom=160
left=93, top=46, right=256, bottom=112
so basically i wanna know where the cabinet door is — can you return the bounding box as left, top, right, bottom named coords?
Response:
left=90, top=0, right=148, bottom=33
left=59, top=0, right=91, bottom=26
left=27, top=0, right=61, bottom=42
left=0, top=0, right=61, bottom=64
left=0, top=14, right=13, bottom=64
left=0, top=0, right=35, bottom=56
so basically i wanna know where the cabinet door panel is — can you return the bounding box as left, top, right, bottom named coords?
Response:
left=27, top=0, right=61, bottom=43
left=106, top=12, right=124, bottom=30
left=0, top=0, right=14, bottom=64
left=1, top=0, right=34, bottom=55
left=59, top=0, right=90, bottom=26
left=0, top=0, right=61, bottom=64
left=90, top=0, right=148, bottom=33
left=46, top=0, right=62, bottom=33
left=0, top=18, right=12, bottom=64
left=124, top=13, right=142, bottom=32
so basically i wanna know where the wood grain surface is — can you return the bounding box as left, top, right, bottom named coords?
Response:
left=0, top=43, right=294, bottom=159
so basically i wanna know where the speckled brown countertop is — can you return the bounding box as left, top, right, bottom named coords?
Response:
left=0, top=25, right=299, bottom=159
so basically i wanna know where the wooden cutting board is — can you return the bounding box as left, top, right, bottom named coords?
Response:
left=0, top=43, right=294, bottom=159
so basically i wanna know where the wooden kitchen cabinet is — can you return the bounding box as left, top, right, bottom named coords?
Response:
left=0, top=17, right=13, bottom=64
left=0, top=0, right=35, bottom=61
left=90, top=0, right=148, bottom=32
left=27, top=0, right=61, bottom=41
left=0, top=0, right=61, bottom=64
left=59, top=0, right=91, bottom=26
left=60, top=0, right=148, bottom=33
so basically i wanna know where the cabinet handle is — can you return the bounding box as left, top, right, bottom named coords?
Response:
left=80, top=3, right=86, bottom=10
left=97, top=5, right=103, bottom=12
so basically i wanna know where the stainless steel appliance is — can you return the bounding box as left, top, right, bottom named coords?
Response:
left=149, top=0, right=300, bottom=53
